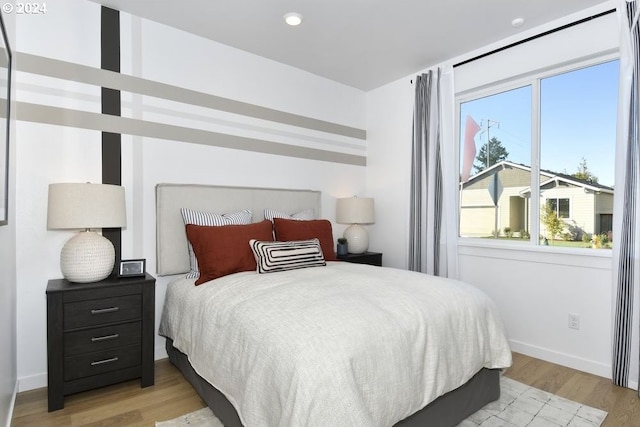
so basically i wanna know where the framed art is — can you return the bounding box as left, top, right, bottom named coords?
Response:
left=0, top=12, right=11, bottom=226
left=118, top=259, right=146, bottom=278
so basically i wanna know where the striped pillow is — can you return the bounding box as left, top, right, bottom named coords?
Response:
left=250, top=238, right=326, bottom=274
left=264, top=208, right=315, bottom=222
left=180, top=208, right=252, bottom=278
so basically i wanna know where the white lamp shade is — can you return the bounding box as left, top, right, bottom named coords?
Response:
left=47, top=183, right=126, bottom=230
left=47, top=183, right=126, bottom=283
left=336, top=197, right=375, bottom=224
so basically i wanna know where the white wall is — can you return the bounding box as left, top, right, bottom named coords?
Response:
left=12, top=0, right=626, bottom=401
left=14, top=0, right=367, bottom=392
left=14, top=0, right=103, bottom=392
left=366, top=1, right=622, bottom=381
left=0, top=8, right=17, bottom=427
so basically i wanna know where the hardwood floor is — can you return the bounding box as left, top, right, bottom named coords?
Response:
left=504, top=352, right=640, bottom=427
left=11, top=352, right=640, bottom=426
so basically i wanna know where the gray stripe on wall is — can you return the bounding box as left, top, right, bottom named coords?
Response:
left=16, top=52, right=366, bottom=140
left=17, top=102, right=366, bottom=166
left=14, top=82, right=366, bottom=151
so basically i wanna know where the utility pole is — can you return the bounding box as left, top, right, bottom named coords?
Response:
left=484, top=119, right=500, bottom=168
left=482, top=119, right=500, bottom=238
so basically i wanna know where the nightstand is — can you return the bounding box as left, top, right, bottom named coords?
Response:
left=46, top=273, right=155, bottom=412
left=337, top=251, right=382, bottom=266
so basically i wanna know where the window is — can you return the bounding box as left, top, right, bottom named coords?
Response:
left=458, top=59, right=618, bottom=248
left=547, top=198, right=570, bottom=219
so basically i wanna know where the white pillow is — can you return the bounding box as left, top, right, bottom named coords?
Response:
left=249, top=238, right=326, bottom=274
left=180, top=208, right=252, bottom=278
left=264, top=208, right=315, bottom=222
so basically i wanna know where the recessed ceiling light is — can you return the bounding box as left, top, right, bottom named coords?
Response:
left=284, top=12, right=303, bottom=26
left=511, top=17, right=525, bottom=28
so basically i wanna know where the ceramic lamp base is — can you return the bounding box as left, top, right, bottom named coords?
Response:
left=60, top=231, right=115, bottom=283
left=343, top=224, right=369, bottom=254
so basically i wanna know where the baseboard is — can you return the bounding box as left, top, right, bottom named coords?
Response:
left=4, top=380, right=18, bottom=427
left=17, top=372, right=46, bottom=392
left=509, top=339, right=612, bottom=379
left=155, top=343, right=168, bottom=360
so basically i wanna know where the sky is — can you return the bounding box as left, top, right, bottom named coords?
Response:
left=460, top=59, right=619, bottom=187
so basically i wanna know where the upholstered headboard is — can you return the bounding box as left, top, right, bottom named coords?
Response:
left=155, top=183, right=322, bottom=276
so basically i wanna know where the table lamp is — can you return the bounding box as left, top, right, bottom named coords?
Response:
left=336, top=196, right=375, bottom=254
left=47, top=183, right=126, bottom=283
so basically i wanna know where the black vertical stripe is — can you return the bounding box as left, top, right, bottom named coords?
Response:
left=409, top=76, right=423, bottom=271
left=433, top=68, right=443, bottom=276
left=422, top=73, right=432, bottom=272
left=101, top=6, right=122, bottom=274
left=409, top=74, right=427, bottom=272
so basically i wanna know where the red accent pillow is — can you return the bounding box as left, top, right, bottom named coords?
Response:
left=185, top=220, right=274, bottom=285
left=273, top=218, right=337, bottom=261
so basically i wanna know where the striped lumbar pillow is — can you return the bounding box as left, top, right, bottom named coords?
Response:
left=250, top=238, right=326, bottom=274
left=264, top=208, right=315, bottom=222
left=180, top=208, right=252, bottom=278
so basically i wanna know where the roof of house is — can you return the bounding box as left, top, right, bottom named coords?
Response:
left=462, top=160, right=614, bottom=194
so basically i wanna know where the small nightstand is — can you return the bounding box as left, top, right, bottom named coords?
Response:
left=46, top=273, right=155, bottom=412
left=337, top=251, right=382, bottom=266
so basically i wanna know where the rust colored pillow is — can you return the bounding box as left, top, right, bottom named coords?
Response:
left=273, top=218, right=337, bottom=261
left=186, top=220, right=274, bottom=285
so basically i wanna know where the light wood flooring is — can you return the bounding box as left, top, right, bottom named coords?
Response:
left=11, top=352, right=640, bottom=427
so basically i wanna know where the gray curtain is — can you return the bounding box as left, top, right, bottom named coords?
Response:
left=409, top=69, right=443, bottom=275
left=613, top=0, right=640, bottom=393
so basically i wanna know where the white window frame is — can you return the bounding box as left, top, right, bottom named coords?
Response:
left=456, top=52, right=618, bottom=251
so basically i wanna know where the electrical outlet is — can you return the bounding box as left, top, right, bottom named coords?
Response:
left=568, top=313, right=580, bottom=330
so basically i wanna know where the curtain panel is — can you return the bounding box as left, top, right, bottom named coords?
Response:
left=612, top=0, right=640, bottom=392
left=408, top=67, right=457, bottom=278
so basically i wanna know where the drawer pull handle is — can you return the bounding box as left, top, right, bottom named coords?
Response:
left=90, top=307, right=119, bottom=315
left=91, top=334, right=119, bottom=342
left=91, top=357, right=119, bottom=366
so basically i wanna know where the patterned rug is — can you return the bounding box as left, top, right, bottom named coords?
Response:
left=156, top=377, right=608, bottom=427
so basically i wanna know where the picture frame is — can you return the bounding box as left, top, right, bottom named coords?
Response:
left=118, top=259, right=146, bottom=278
left=0, top=12, right=12, bottom=226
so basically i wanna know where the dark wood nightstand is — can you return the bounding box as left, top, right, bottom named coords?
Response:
left=46, top=273, right=155, bottom=412
left=337, top=251, right=382, bottom=266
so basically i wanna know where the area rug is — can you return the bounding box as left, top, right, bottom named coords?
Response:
left=156, top=377, right=608, bottom=427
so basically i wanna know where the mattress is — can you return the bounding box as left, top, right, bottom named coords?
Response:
left=159, top=262, right=512, bottom=427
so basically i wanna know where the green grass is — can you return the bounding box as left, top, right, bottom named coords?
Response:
left=480, top=236, right=612, bottom=249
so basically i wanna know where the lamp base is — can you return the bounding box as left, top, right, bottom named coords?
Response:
left=343, top=224, right=369, bottom=254
left=60, top=231, right=115, bottom=283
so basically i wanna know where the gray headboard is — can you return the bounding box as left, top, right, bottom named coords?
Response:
left=155, top=183, right=322, bottom=276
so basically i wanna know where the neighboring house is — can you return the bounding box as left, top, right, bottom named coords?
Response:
left=459, top=161, right=614, bottom=240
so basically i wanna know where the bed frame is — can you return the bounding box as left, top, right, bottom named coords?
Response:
left=155, top=183, right=500, bottom=426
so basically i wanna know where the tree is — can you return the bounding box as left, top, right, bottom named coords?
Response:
left=541, top=203, right=564, bottom=242
left=474, top=137, right=509, bottom=172
left=571, top=157, right=598, bottom=184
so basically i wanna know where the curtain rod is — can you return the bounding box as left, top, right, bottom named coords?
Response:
left=452, top=8, right=616, bottom=68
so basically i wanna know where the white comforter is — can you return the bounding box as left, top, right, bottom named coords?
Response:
left=159, top=262, right=512, bottom=427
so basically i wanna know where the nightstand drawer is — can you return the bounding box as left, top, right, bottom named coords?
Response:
left=64, top=345, right=141, bottom=381
left=64, top=295, right=141, bottom=329
left=65, top=322, right=142, bottom=356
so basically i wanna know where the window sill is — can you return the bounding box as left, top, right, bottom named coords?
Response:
left=457, top=237, right=613, bottom=270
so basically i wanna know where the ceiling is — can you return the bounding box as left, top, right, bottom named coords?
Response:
left=88, top=0, right=611, bottom=91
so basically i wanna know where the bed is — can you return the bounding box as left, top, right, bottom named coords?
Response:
left=155, top=183, right=512, bottom=427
